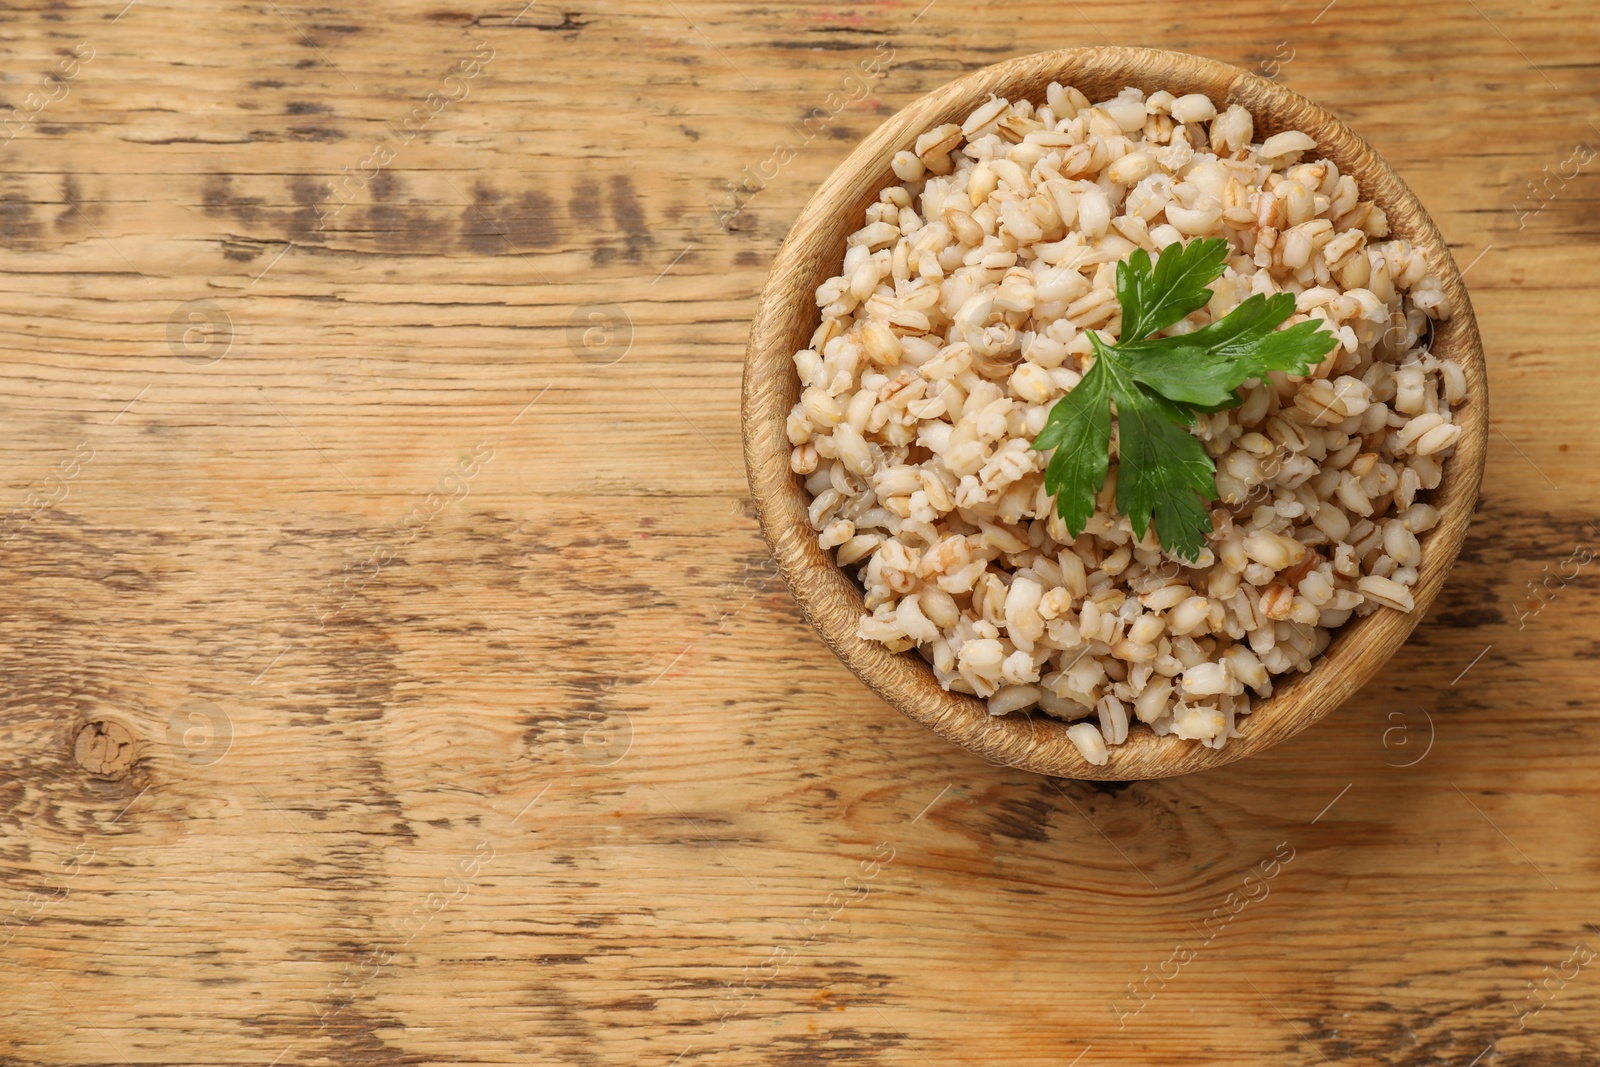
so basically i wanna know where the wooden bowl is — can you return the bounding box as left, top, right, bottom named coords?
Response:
left=741, top=47, right=1487, bottom=779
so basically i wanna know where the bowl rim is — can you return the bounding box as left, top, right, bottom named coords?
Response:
left=741, top=46, right=1488, bottom=780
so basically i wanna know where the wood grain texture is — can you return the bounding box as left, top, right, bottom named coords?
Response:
left=0, top=0, right=1595, bottom=1064
left=742, top=46, right=1488, bottom=780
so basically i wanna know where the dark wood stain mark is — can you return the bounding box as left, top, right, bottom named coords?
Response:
left=461, top=185, right=560, bottom=254
left=983, top=779, right=1057, bottom=843
left=54, top=175, right=98, bottom=231
left=298, top=1009, right=430, bottom=1066
left=286, top=125, right=345, bottom=143
left=768, top=39, right=874, bottom=51
left=0, top=193, right=39, bottom=247
left=461, top=183, right=506, bottom=256
left=1306, top=997, right=1509, bottom=1066
left=221, top=237, right=267, bottom=262
left=605, top=995, right=657, bottom=1012
left=201, top=173, right=251, bottom=220
left=493, top=8, right=591, bottom=31
left=286, top=176, right=328, bottom=243
left=764, top=1024, right=902, bottom=1066
left=362, top=173, right=441, bottom=252
left=508, top=191, right=566, bottom=251
left=568, top=182, right=602, bottom=232
left=607, top=174, right=652, bottom=261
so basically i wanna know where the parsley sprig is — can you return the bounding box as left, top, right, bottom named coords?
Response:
left=1032, top=237, right=1339, bottom=562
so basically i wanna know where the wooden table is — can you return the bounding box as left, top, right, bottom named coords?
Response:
left=0, top=1, right=1594, bottom=1063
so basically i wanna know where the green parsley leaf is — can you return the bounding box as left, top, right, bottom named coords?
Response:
left=1114, top=238, right=1231, bottom=341
left=1233, top=314, right=1343, bottom=379
left=1078, top=334, right=1221, bottom=561
left=1118, top=291, right=1337, bottom=408
left=1110, top=377, right=1220, bottom=562
left=1035, top=353, right=1112, bottom=535
left=1032, top=238, right=1338, bottom=561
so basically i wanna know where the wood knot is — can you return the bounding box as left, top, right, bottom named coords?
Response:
left=73, top=720, right=138, bottom=779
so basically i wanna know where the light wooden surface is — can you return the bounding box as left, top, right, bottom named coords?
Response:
left=742, top=46, right=1489, bottom=781
left=0, top=1, right=1594, bottom=1065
